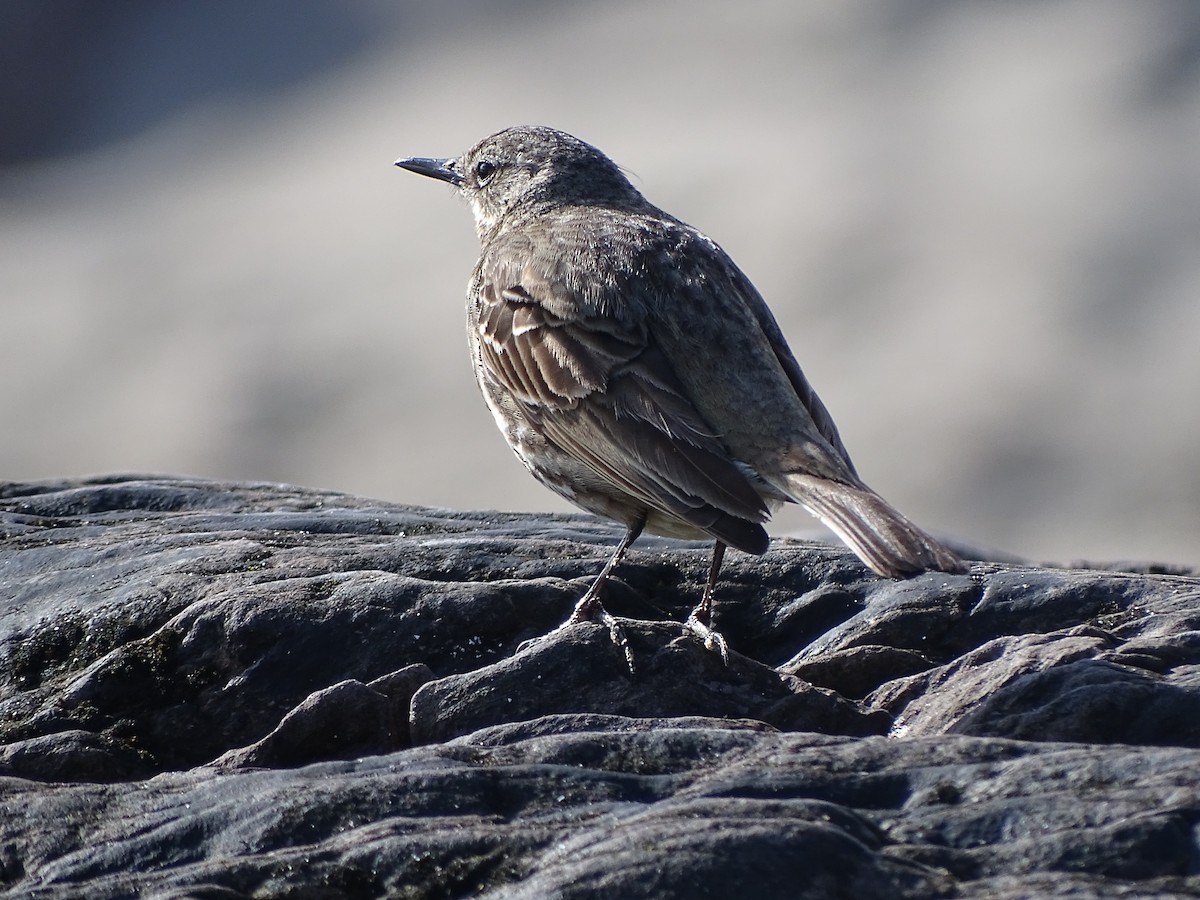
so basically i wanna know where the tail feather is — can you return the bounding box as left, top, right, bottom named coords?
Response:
left=785, top=474, right=966, bottom=578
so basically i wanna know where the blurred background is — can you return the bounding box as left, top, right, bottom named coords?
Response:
left=2, top=0, right=1198, bottom=566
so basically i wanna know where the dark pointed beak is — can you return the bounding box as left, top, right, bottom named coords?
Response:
left=393, top=156, right=463, bottom=186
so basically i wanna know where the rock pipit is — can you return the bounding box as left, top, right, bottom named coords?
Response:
left=396, top=126, right=964, bottom=670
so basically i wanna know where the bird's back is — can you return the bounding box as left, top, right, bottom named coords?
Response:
left=483, top=206, right=863, bottom=494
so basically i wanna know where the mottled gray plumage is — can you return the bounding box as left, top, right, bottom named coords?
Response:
left=395, top=126, right=965, bottom=666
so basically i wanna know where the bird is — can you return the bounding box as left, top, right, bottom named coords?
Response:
left=394, top=126, right=965, bottom=669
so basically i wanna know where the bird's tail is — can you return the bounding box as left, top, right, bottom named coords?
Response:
left=784, top=473, right=966, bottom=578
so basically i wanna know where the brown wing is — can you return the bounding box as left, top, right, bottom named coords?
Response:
left=476, top=279, right=770, bottom=554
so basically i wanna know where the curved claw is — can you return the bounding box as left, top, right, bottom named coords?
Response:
left=683, top=609, right=730, bottom=666
left=594, top=606, right=636, bottom=676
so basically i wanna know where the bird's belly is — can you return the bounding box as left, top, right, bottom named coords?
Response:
left=477, top=375, right=707, bottom=535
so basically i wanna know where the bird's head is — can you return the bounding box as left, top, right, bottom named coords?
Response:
left=395, top=126, right=645, bottom=238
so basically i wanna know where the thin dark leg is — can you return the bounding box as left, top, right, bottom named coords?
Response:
left=684, top=541, right=730, bottom=664
left=700, top=541, right=727, bottom=622
left=542, top=514, right=645, bottom=674
left=566, top=516, right=645, bottom=625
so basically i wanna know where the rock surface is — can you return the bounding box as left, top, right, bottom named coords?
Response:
left=2, top=475, right=1200, bottom=897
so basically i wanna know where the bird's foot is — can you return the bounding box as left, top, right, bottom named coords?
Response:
left=568, top=592, right=636, bottom=676
left=517, top=590, right=636, bottom=676
left=683, top=606, right=730, bottom=666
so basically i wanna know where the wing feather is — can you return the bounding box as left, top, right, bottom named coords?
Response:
left=475, top=271, right=770, bottom=554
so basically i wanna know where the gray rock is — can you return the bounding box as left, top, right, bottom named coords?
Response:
left=2, top=475, right=1200, bottom=897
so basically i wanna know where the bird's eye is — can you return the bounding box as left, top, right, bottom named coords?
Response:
left=474, top=160, right=497, bottom=182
